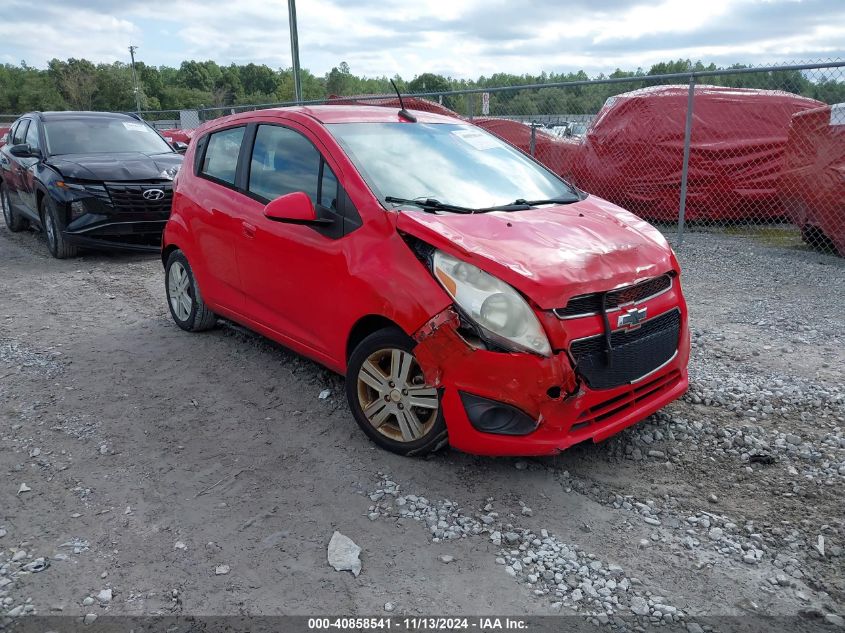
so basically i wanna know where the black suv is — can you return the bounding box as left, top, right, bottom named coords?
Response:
left=0, top=111, right=183, bottom=258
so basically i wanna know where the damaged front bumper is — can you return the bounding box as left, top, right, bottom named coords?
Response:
left=413, top=307, right=690, bottom=456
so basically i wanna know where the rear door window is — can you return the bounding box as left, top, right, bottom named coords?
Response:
left=200, top=127, right=245, bottom=186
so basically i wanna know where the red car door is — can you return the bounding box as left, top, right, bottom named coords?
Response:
left=234, top=121, right=357, bottom=363
left=187, top=125, right=248, bottom=311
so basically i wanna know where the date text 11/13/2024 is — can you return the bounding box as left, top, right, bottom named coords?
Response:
left=307, top=617, right=529, bottom=630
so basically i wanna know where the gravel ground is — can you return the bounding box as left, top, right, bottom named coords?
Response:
left=0, top=225, right=843, bottom=630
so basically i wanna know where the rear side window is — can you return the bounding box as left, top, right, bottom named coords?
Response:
left=12, top=120, right=29, bottom=145
left=248, top=125, right=338, bottom=208
left=200, top=127, right=245, bottom=186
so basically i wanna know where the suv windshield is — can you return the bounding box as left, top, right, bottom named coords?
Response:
left=327, top=122, right=575, bottom=209
left=44, top=118, right=173, bottom=156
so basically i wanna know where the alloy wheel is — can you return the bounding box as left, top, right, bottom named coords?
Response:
left=44, top=210, right=56, bottom=249
left=2, top=190, right=11, bottom=225
left=356, top=348, right=439, bottom=442
left=168, top=261, right=193, bottom=321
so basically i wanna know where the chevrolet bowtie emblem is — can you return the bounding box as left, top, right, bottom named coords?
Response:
left=617, top=306, right=647, bottom=329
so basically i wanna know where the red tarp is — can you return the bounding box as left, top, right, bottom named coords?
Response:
left=570, top=85, right=823, bottom=221
left=159, top=128, right=194, bottom=144
left=471, top=118, right=582, bottom=181
left=780, top=104, right=845, bottom=255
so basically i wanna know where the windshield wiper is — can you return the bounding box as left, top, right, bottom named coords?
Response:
left=501, top=197, right=580, bottom=208
left=384, top=195, right=580, bottom=215
left=384, top=196, right=476, bottom=214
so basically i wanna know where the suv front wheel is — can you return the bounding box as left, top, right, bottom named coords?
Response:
left=41, top=196, right=78, bottom=259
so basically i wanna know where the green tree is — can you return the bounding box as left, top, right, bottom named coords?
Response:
left=48, top=58, right=98, bottom=110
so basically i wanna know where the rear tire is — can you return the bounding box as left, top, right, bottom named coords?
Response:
left=165, top=250, right=216, bottom=332
left=1, top=183, right=28, bottom=232
left=41, top=196, right=78, bottom=259
left=346, top=327, right=448, bottom=456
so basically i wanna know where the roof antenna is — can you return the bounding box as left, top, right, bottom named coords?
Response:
left=390, top=79, right=417, bottom=122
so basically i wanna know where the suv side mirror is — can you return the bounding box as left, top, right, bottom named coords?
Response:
left=264, top=191, right=333, bottom=226
left=9, top=143, right=40, bottom=158
left=172, top=141, right=188, bottom=153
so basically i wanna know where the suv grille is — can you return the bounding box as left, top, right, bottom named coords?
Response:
left=569, top=308, right=680, bottom=390
left=555, top=275, right=672, bottom=318
left=104, top=182, right=173, bottom=214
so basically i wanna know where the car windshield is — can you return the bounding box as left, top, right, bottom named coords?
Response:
left=327, top=122, right=575, bottom=209
left=44, top=118, right=173, bottom=156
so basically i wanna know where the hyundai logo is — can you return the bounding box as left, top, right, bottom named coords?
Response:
left=617, top=306, right=647, bottom=330
left=142, top=188, right=165, bottom=201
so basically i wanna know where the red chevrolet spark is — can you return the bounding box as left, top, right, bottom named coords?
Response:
left=162, top=105, right=689, bottom=456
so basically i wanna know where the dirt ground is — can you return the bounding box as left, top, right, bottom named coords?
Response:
left=1, top=224, right=843, bottom=630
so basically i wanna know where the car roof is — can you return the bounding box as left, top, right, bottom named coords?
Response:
left=28, top=111, right=141, bottom=122
left=229, top=104, right=464, bottom=125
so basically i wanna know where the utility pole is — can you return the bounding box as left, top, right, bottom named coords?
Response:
left=287, top=0, right=302, bottom=102
left=128, top=45, right=142, bottom=112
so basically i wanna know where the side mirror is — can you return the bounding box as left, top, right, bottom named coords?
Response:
left=9, top=143, right=40, bottom=158
left=263, top=191, right=333, bottom=225
left=172, top=141, right=188, bottom=153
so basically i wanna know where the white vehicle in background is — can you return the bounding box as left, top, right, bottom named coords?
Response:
left=567, top=121, right=589, bottom=138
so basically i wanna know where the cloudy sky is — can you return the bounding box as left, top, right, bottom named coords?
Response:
left=0, top=0, right=843, bottom=78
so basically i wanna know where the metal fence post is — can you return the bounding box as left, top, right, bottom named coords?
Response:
left=677, top=75, right=696, bottom=244
left=467, top=93, right=474, bottom=121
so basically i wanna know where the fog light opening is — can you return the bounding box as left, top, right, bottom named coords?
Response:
left=459, top=392, right=538, bottom=436
left=546, top=386, right=562, bottom=399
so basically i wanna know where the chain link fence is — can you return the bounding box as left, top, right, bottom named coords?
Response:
left=5, top=60, right=839, bottom=256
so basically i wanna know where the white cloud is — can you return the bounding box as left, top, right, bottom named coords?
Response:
left=0, top=0, right=842, bottom=77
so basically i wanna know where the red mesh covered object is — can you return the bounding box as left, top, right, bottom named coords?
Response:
left=571, top=86, right=823, bottom=221
left=0, top=126, right=10, bottom=148
left=780, top=104, right=845, bottom=256
left=472, top=118, right=581, bottom=180
left=159, top=128, right=194, bottom=144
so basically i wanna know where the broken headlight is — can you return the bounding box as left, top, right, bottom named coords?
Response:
left=432, top=250, right=551, bottom=356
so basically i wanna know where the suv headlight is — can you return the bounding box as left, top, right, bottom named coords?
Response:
left=432, top=250, right=551, bottom=356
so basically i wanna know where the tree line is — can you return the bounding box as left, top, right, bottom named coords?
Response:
left=1, top=58, right=842, bottom=119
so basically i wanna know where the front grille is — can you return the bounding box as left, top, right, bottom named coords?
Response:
left=555, top=274, right=672, bottom=318
left=569, top=308, right=680, bottom=390
left=104, top=181, right=173, bottom=214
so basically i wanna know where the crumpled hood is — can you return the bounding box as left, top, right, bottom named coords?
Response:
left=46, top=152, right=183, bottom=181
left=396, top=195, right=678, bottom=310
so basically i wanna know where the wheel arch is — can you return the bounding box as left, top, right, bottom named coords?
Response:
left=162, top=243, right=180, bottom=267
left=346, top=314, right=406, bottom=361
left=36, top=186, right=47, bottom=219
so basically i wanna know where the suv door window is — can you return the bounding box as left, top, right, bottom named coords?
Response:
left=247, top=124, right=337, bottom=208
left=200, top=127, right=245, bottom=186
left=12, top=120, right=29, bottom=145
left=24, top=120, right=39, bottom=150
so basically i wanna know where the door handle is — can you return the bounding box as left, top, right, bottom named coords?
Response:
left=242, top=221, right=256, bottom=238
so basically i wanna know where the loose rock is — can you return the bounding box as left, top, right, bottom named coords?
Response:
left=327, top=531, right=362, bottom=577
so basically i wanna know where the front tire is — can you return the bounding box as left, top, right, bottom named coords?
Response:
left=346, top=328, right=447, bottom=456
left=41, top=196, right=78, bottom=259
left=1, top=183, right=28, bottom=232
left=165, top=250, right=216, bottom=332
